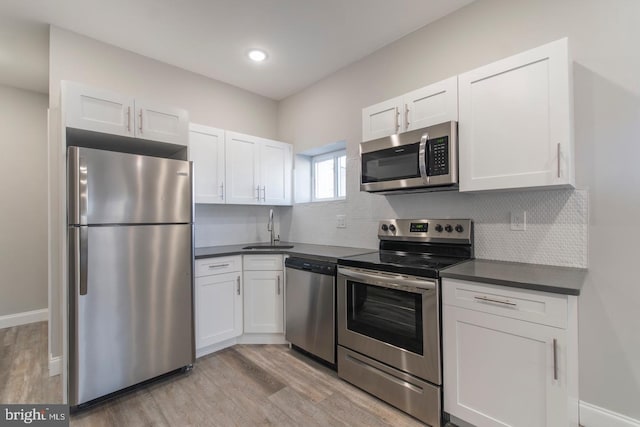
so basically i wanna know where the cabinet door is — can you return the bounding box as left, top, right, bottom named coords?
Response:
left=225, top=131, right=260, bottom=205
left=458, top=38, right=574, bottom=192
left=195, top=272, right=243, bottom=352
left=63, top=81, right=135, bottom=137
left=189, top=124, right=226, bottom=204
left=260, top=139, right=292, bottom=206
left=135, top=100, right=189, bottom=145
left=362, top=96, right=403, bottom=142
left=404, top=76, right=458, bottom=132
left=443, top=306, right=569, bottom=427
left=243, top=270, right=284, bottom=333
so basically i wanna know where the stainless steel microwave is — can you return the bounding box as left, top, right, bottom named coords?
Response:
left=360, top=121, right=458, bottom=194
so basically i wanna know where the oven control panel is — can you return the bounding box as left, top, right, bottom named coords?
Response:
left=378, top=218, right=472, bottom=243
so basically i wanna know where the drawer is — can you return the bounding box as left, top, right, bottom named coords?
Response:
left=442, top=278, right=568, bottom=328
left=195, top=256, right=242, bottom=277
left=243, top=254, right=283, bottom=271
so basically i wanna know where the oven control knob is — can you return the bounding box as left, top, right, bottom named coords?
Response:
left=381, top=224, right=389, bottom=231
left=435, top=224, right=443, bottom=232
left=445, top=224, right=453, bottom=233
left=388, top=224, right=396, bottom=232
left=455, top=224, right=464, bottom=233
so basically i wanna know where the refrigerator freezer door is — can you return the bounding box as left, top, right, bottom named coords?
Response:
left=68, top=146, right=192, bottom=225
left=68, top=224, right=194, bottom=406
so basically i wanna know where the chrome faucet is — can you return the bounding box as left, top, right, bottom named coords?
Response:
left=268, top=209, right=276, bottom=245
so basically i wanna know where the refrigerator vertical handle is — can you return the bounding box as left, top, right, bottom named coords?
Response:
left=68, top=147, right=89, bottom=225
left=79, top=227, right=88, bottom=295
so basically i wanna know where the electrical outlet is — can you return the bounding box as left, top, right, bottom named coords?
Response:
left=510, top=210, right=526, bottom=231
left=336, top=215, right=346, bottom=228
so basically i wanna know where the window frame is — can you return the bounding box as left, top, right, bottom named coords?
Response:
left=311, top=149, right=346, bottom=202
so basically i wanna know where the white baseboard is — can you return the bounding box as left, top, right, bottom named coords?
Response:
left=48, top=355, right=62, bottom=377
left=580, top=401, right=640, bottom=427
left=0, top=308, right=48, bottom=329
left=236, top=333, right=287, bottom=345
left=196, top=337, right=238, bottom=358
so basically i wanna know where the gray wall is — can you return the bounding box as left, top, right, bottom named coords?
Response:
left=277, top=0, right=640, bottom=419
left=0, top=84, right=48, bottom=316
left=48, top=27, right=280, bottom=358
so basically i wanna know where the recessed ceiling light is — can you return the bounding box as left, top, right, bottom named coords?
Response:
left=248, top=49, right=267, bottom=62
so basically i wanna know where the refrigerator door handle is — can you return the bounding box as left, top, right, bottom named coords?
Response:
left=79, top=227, right=88, bottom=295
left=69, top=147, right=89, bottom=225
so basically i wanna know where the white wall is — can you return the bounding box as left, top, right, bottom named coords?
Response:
left=278, top=0, right=640, bottom=420
left=0, top=84, right=48, bottom=316
left=48, top=27, right=281, bottom=358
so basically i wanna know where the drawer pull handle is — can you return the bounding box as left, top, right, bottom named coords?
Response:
left=208, top=263, right=230, bottom=269
left=237, top=276, right=241, bottom=295
left=553, top=338, right=558, bottom=380
left=474, top=295, right=517, bottom=307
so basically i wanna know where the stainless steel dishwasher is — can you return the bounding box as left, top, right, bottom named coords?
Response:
left=285, top=257, right=336, bottom=365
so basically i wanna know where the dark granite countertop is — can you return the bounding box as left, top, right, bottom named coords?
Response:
left=440, top=259, right=586, bottom=296
left=194, top=242, right=376, bottom=263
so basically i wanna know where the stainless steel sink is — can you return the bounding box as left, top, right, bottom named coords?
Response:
left=242, top=245, right=294, bottom=250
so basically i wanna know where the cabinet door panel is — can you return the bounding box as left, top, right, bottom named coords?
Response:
left=260, top=140, right=292, bottom=205
left=405, top=76, right=458, bottom=131
left=136, top=100, right=188, bottom=145
left=243, top=271, right=283, bottom=333
left=443, top=306, right=568, bottom=427
left=189, top=124, right=226, bottom=204
left=362, top=96, right=403, bottom=142
left=458, top=38, right=573, bottom=191
left=225, top=132, right=259, bottom=205
left=63, top=82, right=134, bottom=137
left=195, top=272, right=243, bottom=351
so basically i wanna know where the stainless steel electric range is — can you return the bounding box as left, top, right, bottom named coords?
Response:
left=336, top=218, right=473, bottom=427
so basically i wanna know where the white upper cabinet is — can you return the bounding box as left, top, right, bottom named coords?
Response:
left=62, top=81, right=189, bottom=146
left=260, top=140, right=292, bottom=205
left=189, top=124, right=226, bottom=204
left=225, top=131, right=292, bottom=206
left=458, top=38, right=574, bottom=192
left=362, top=77, right=458, bottom=142
left=404, top=76, right=458, bottom=132
left=225, top=131, right=261, bottom=205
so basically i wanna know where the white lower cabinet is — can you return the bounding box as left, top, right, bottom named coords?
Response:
left=243, top=255, right=284, bottom=334
left=194, top=257, right=243, bottom=357
left=442, top=279, right=579, bottom=427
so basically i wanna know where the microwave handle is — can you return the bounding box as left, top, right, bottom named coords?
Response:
left=419, top=133, right=429, bottom=182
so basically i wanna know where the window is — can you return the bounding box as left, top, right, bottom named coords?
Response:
left=312, top=150, right=346, bottom=201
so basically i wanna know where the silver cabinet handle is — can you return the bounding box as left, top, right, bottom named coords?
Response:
left=553, top=338, right=558, bottom=380
left=394, top=106, right=400, bottom=133
left=405, top=103, right=410, bottom=129
left=277, top=275, right=281, bottom=295
left=474, top=295, right=517, bottom=306
left=79, top=226, right=88, bottom=295
left=261, top=186, right=266, bottom=202
left=237, top=276, right=241, bottom=295
left=220, top=182, right=224, bottom=200
left=256, top=185, right=261, bottom=200
left=557, top=143, right=561, bottom=178
left=126, top=106, right=131, bottom=132
left=208, top=263, right=229, bottom=269
left=138, top=109, right=143, bottom=133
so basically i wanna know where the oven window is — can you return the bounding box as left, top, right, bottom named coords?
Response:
left=346, top=280, right=423, bottom=355
left=361, top=142, right=421, bottom=183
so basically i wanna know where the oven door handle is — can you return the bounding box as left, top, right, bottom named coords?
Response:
left=418, top=132, right=429, bottom=183
left=338, top=267, right=436, bottom=292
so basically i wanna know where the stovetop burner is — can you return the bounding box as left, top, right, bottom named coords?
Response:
left=338, top=218, right=474, bottom=278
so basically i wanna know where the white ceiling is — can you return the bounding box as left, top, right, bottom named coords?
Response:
left=0, top=0, right=474, bottom=99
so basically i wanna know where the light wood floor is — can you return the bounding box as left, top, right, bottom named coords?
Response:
left=1, top=322, right=424, bottom=426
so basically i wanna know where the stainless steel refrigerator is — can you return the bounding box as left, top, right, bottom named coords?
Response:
left=67, top=146, right=194, bottom=407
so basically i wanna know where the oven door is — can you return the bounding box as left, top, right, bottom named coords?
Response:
left=337, top=266, right=440, bottom=385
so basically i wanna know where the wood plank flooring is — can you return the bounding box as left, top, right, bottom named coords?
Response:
left=1, top=323, right=425, bottom=426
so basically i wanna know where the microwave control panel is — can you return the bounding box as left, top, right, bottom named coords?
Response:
left=427, top=136, right=449, bottom=176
